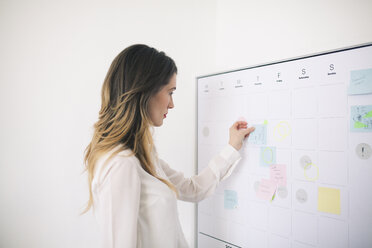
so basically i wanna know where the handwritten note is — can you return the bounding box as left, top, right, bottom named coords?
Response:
left=348, top=68, right=372, bottom=95
left=248, top=124, right=267, bottom=145
left=224, top=190, right=238, bottom=209
left=256, top=179, right=277, bottom=201
left=270, top=164, right=287, bottom=187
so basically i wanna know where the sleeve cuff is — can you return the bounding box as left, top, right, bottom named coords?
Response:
left=208, top=144, right=242, bottom=181
left=219, top=144, right=241, bottom=165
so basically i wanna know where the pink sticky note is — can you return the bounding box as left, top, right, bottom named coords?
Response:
left=270, top=164, right=287, bottom=187
left=256, top=179, right=277, bottom=200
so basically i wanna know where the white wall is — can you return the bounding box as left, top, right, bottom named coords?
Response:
left=0, top=0, right=371, bottom=247
left=0, top=0, right=216, bottom=247
left=215, top=0, right=372, bottom=72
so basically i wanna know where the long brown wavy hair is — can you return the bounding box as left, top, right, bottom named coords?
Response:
left=81, top=44, right=178, bottom=214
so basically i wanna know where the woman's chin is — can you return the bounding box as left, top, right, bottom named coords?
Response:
left=153, top=120, right=163, bottom=127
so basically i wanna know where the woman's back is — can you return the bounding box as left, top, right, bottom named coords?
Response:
left=92, top=148, right=188, bottom=248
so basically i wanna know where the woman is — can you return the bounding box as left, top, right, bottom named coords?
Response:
left=83, top=44, right=255, bottom=247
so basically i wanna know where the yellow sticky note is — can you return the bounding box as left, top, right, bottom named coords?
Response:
left=318, top=187, right=341, bottom=215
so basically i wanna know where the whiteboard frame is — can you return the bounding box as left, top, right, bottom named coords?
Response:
left=195, top=41, right=372, bottom=248
left=197, top=42, right=372, bottom=80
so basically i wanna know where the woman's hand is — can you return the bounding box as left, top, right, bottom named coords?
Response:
left=228, top=121, right=255, bottom=151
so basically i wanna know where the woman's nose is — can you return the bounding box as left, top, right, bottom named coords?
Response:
left=168, top=97, right=174, bottom=109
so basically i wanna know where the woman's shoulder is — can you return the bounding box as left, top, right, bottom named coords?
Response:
left=92, top=146, right=141, bottom=187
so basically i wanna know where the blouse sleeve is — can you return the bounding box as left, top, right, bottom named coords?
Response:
left=159, top=144, right=241, bottom=203
left=95, top=158, right=141, bottom=248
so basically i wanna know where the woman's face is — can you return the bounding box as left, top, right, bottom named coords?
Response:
left=148, top=73, right=177, bottom=127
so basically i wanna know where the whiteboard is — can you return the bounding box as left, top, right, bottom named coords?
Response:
left=197, top=43, right=372, bottom=248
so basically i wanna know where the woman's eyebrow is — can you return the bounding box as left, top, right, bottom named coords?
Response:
left=169, top=87, right=176, bottom=91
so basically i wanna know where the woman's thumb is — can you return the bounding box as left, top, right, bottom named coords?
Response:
left=243, top=127, right=255, bottom=137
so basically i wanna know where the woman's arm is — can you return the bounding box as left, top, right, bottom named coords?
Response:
left=159, top=121, right=254, bottom=202
left=159, top=144, right=241, bottom=202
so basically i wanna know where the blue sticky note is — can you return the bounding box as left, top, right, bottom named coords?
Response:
left=248, top=124, right=267, bottom=145
left=224, top=190, right=238, bottom=209
left=348, top=68, right=372, bottom=95
left=260, top=146, right=276, bottom=166
left=350, top=105, right=372, bottom=132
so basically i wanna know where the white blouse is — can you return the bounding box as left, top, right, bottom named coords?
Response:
left=91, top=144, right=241, bottom=248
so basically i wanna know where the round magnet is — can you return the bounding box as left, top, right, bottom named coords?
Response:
left=356, top=143, right=372, bottom=160
left=300, top=155, right=312, bottom=170
left=296, top=189, right=307, bottom=203
left=202, top=126, right=209, bottom=137
left=277, top=186, right=288, bottom=198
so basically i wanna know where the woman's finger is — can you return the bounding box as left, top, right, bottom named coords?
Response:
left=232, top=121, right=247, bottom=128
left=243, top=127, right=255, bottom=137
